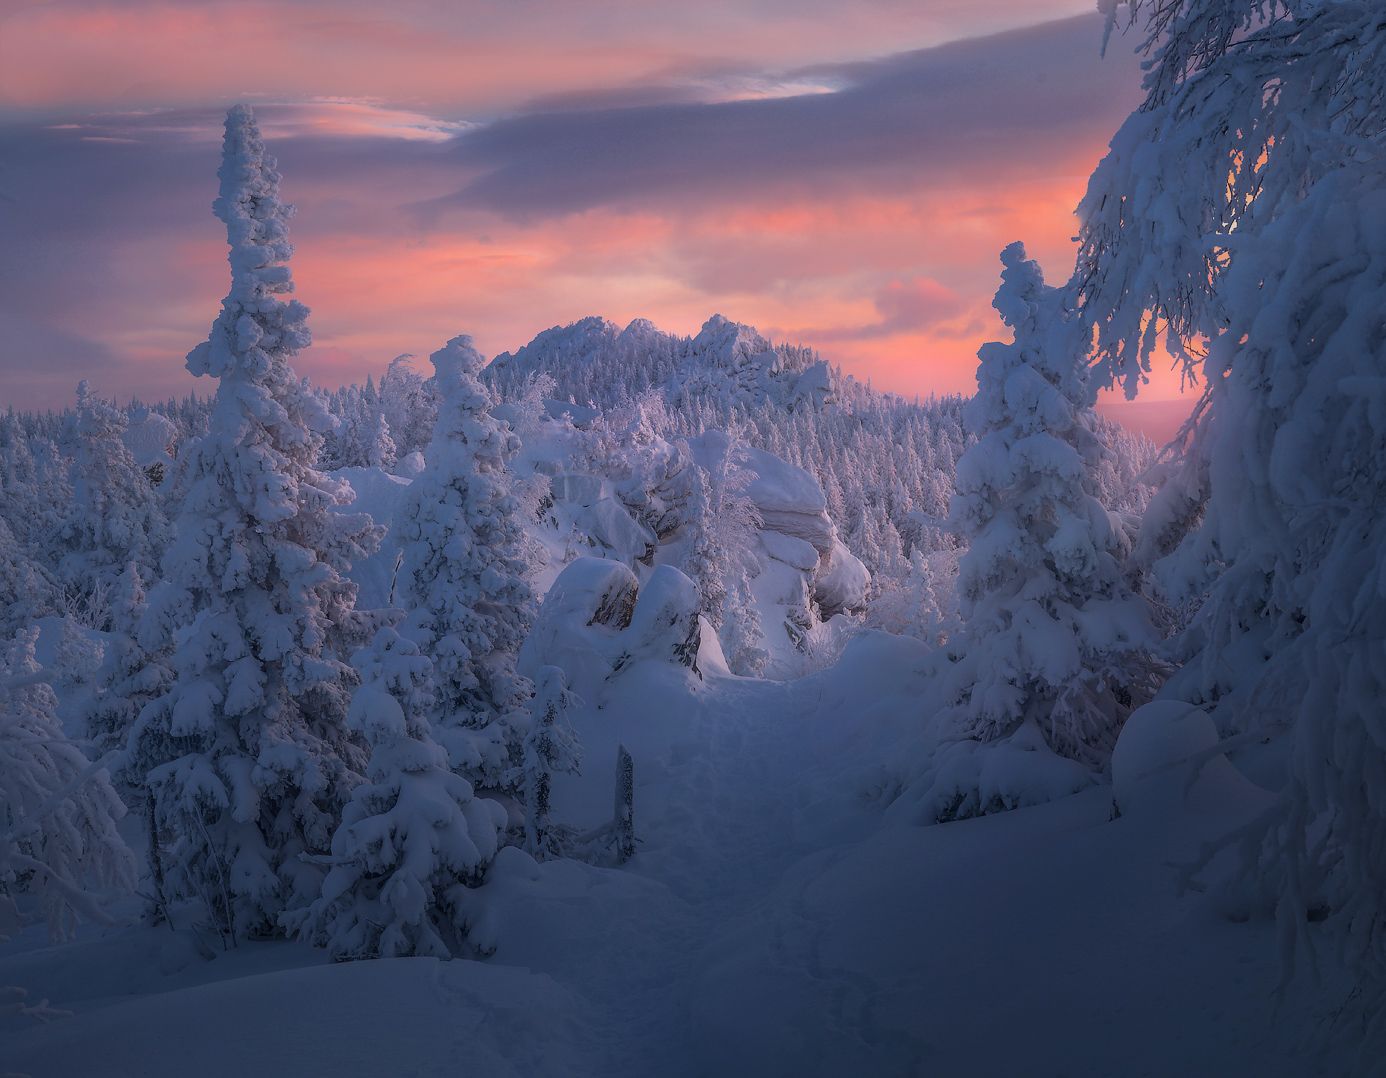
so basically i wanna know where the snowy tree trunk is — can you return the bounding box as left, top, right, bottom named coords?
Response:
left=614, top=744, right=635, bottom=864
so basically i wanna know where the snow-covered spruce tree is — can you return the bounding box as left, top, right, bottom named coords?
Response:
left=683, top=465, right=727, bottom=625
left=285, top=627, right=505, bottom=959
left=0, top=627, right=135, bottom=942
left=397, top=335, right=537, bottom=791
left=363, top=411, right=397, bottom=471
left=379, top=355, right=436, bottom=459
left=83, top=563, right=175, bottom=921
left=944, top=243, right=1161, bottom=771
left=127, top=105, right=383, bottom=942
left=0, top=417, right=71, bottom=564
left=513, top=666, right=580, bottom=859
left=84, top=564, right=168, bottom=766
left=1087, top=1, right=1386, bottom=984
left=0, top=517, right=56, bottom=637
left=58, top=382, right=167, bottom=609
left=867, top=546, right=960, bottom=647
left=681, top=435, right=767, bottom=676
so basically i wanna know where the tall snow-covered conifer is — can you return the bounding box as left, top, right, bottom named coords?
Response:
left=945, top=243, right=1161, bottom=768
left=397, top=336, right=537, bottom=791
left=1086, top=0, right=1386, bottom=981
left=127, top=105, right=382, bottom=941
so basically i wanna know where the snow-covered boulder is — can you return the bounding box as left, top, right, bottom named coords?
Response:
left=688, top=431, right=829, bottom=550
left=684, top=429, right=868, bottom=631
left=815, top=538, right=871, bottom=617
left=543, top=399, right=600, bottom=429
left=1111, top=701, right=1267, bottom=820
left=689, top=433, right=834, bottom=555
left=393, top=450, right=426, bottom=478
left=519, top=557, right=637, bottom=699
left=521, top=560, right=704, bottom=699
left=535, top=557, right=638, bottom=635
left=614, top=565, right=702, bottom=675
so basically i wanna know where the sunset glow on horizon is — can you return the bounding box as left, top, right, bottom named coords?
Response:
left=0, top=1, right=1192, bottom=430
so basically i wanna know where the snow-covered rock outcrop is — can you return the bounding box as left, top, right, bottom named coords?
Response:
left=519, top=557, right=710, bottom=703
left=484, top=313, right=836, bottom=415
left=687, top=431, right=868, bottom=617
left=680, top=314, right=834, bottom=410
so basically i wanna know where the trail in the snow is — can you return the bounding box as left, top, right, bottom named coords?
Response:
left=576, top=670, right=894, bottom=1075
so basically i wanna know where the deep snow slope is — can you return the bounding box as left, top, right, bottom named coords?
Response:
left=1, top=634, right=1353, bottom=1077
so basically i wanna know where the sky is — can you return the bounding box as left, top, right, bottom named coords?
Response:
left=0, top=0, right=1192, bottom=433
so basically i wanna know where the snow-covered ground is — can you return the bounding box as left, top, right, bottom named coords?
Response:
left=2, top=632, right=1351, bottom=1077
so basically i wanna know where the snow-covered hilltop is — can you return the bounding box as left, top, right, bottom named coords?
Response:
left=485, top=312, right=834, bottom=414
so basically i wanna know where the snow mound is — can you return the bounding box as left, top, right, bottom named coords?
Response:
left=1111, top=701, right=1270, bottom=820
left=687, top=429, right=831, bottom=552
left=520, top=557, right=638, bottom=697
left=393, top=450, right=426, bottom=478
left=685, top=429, right=868, bottom=617
left=889, top=721, right=1094, bottom=825
left=548, top=473, right=655, bottom=564
left=5, top=951, right=597, bottom=1078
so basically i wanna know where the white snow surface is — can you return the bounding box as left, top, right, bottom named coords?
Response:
left=2, top=634, right=1350, bottom=1077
